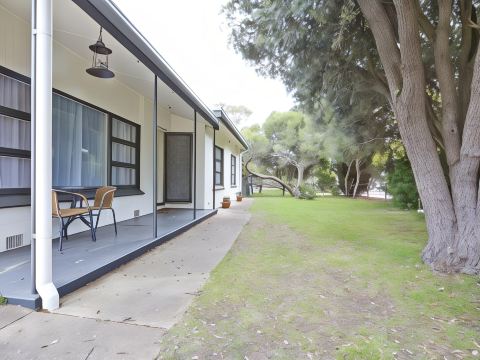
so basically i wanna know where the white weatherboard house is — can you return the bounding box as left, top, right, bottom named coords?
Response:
left=0, top=0, right=248, bottom=310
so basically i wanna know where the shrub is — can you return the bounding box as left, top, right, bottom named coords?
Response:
left=387, top=157, right=419, bottom=209
left=315, top=166, right=338, bottom=194
left=298, top=184, right=316, bottom=200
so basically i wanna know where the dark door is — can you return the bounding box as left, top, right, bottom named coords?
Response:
left=165, top=133, right=192, bottom=202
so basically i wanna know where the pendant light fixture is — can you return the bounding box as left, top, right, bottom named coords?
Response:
left=86, top=27, right=114, bottom=78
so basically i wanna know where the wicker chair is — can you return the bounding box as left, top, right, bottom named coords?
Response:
left=90, top=186, right=118, bottom=235
left=52, top=189, right=96, bottom=251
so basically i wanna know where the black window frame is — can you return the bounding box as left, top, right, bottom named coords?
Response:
left=0, top=67, right=31, bottom=196
left=109, top=115, right=141, bottom=189
left=231, top=154, right=237, bottom=187
left=0, top=65, right=142, bottom=206
left=215, top=145, right=224, bottom=186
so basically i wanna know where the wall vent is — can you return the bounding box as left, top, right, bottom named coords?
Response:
left=6, top=234, right=24, bottom=250
left=134, top=210, right=140, bottom=217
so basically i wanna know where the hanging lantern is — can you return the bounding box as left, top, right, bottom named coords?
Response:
left=86, top=27, right=114, bottom=78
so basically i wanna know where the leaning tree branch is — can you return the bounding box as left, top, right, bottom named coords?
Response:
left=245, top=158, right=295, bottom=196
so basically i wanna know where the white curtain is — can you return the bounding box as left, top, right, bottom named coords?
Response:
left=0, top=156, right=30, bottom=188
left=112, top=142, right=135, bottom=164
left=112, top=166, right=135, bottom=186
left=112, top=118, right=135, bottom=142
left=0, top=74, right=31, bottom=189
left=52, top=94, right=106, bottom=187
left=0, top=73, right=30, bottom=112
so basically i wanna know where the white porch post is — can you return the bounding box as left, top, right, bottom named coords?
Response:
left=33, top=0, right=59, bottom=310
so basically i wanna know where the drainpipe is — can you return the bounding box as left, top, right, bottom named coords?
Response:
left=213, top=129, right=216, bottom=210
left=152, top=75, right=158, bottom=238
left=239, top=148, right=249, bottom=196
left=34, top=0, right=59, bottom=310
left=30, top=0, right=37, bottom=295
left=193, top=110, right=197, bottom=219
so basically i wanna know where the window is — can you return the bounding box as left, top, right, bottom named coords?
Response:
left=0, top=66, right=141, bottom=195
left=215, top=146, right=223, bottom=186
left=52, top=94, right=107, bottom=187
left=231, top=154, right=236, bottom=186
left=111, top=117, right=140, bottom=187
left=0, top=72, right=31, bottom=191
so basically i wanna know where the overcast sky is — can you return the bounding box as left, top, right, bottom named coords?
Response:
left=112, top=0, right=294, bottom=127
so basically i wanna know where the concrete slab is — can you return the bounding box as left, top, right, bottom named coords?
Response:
left=0, top=310, right=164, bottom=360
left=53, top=199, right=252, bottom=329
left=0, top=305, right=32, bottom=329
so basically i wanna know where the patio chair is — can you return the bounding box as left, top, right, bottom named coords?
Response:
left=52, top=190, right=96, bottom=251
left=90, top=186, right=118, bottom=235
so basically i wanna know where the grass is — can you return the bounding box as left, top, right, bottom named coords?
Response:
left=0, top=296, right=7, bottom=305
left=157, top=192, right=480, bottom=359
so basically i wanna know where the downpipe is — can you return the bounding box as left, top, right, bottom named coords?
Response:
left=33, top=0, right=59, bottom=310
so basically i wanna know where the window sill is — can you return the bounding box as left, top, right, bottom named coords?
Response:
left=231, top=185, right=237, bottom=188
left=214, top=186, right=225, bottom=191
left=0, top=187, right=145, bottom=209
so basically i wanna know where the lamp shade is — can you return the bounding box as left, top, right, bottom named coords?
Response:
left=87, top=27, right=114, bottom=79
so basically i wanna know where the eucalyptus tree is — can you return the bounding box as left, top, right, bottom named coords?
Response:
left=224, top=0, right=480, bottom=273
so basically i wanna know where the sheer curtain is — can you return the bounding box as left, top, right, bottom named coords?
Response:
left=0, top=74, right=31, bottom=189
left=52, top=94, right=106, bottom=187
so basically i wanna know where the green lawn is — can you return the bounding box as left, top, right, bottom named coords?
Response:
left=157, top=193, right=480, bottom=359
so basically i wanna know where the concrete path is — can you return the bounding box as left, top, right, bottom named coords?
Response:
left=0, top=199, right=252, bottom=360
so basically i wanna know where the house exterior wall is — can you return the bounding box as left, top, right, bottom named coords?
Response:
left=213, top=126, right=244, bottom=206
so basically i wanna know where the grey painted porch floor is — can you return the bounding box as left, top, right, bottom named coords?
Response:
left=0, top=208, right=215, bottom=307
left=0, top=199, right=252, bottom=360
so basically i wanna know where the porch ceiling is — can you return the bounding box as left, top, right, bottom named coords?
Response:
left=0, top=0, right=200, bottom=122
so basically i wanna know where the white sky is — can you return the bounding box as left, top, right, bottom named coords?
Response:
left=112, top=0, right=294, bottom=127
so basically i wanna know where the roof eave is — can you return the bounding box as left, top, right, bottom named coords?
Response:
left=72, top=0, right=220, bottom=129
left=213, top=109, right=249, bottom=150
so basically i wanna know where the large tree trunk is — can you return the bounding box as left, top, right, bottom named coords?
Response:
left=358, top=0, right=480, bottom=273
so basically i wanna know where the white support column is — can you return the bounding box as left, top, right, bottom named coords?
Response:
left=33, top=0, right=59, bottom=310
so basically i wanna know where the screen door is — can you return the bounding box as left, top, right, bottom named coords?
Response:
left=165, top=133, right=192, bottom=202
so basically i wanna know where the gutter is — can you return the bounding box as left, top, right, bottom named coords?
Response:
left=213, top=109, right=249, bottom=150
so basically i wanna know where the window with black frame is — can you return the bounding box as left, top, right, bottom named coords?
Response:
left=231, top=154, right=236, bottom=186
left=0, top=71, right=31, bottom=193
left=215, top=146, right=224, bottom=186
left=111, top=117, right=140, bottom=187
left=0, top=67, right=141, bottom=201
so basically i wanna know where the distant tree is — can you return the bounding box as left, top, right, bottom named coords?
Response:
left=263, top=111, right=321, bottom=193
left=242, top=111, right=322, bottom=196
